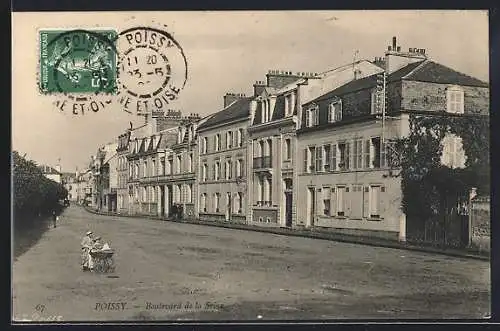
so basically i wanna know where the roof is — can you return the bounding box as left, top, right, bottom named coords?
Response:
left=198, top=97, right=252, bottom=130
left=401, top=60, right=488, bottom=87
left=306, top=59, right=488, bottom=105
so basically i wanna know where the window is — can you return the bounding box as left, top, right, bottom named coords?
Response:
left=306, top=146, right=316, bottom=172
left=306, top=107, right=318, bottom=127
left=235, top=192, right=243, bottom=213
left=226, top=131, right=233, bottom=149
left=285, top=92, right=295, bottom=116
left=143, top=161, right=147, bottom=177
left=202, top=163, right=208, bottom=181
left=202, top=137, right=208, bottom=154
left=151, top=186, right=156, bottom=202
left=152, top=159, right=156, bottom=176
left=176, top=154, right=181, bottom=173
left=134, top=164, right=139, bottom=178
left=353, top=139, right=363, bottom=169
left=284, top=138, right=291, bottom=160
left=446, top=86, right=464, bottom=114
left=336, top=186, right=345, bottom=216
left=167, top=157, right=173, bottom=175
left=323, top=187, right=331, bottom=216
left=441, top=133, right=467, bottom=168
left=323, top=145, right=331, bottom=171
left=214, top=162, right=220, bottom=180
left=200, top=193, right=207, bottom=212
left=237, top=128, right=243, bottom=147
left=215, top=134, right=221, bottom=151
left=369, top=137, right=386, bottom=168
left=315, top=146, right=323, bottom=172
left=369, top=185, right=381, bottom=218
left=363, top=140, right=370, bottom=168
left=225, top=160, right=232, bottom=179
left=338, top=142, right=350, bottom=170
left=186, top=184, right=193, bottom=203
left=331, top=144, right=337, bottom=171
left=188, top=153, right=193, bottom=172
left=214, top=193, right=220, bottom=212
left=236, top=159, right=243, bottom=178
left=328, top=101, right=342, bottom=123
left=160, top=157, right=165, bottom=175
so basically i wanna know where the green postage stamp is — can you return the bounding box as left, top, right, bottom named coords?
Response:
left=39, top=29, right=118, bottom=94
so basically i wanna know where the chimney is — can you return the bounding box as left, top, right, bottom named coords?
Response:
left=384, top=36, right=426, bottom=74
left=223, top=92, right=246, bottom=108
left=253, top=80, right=266, bottom=97
left=266, top=70, right=304, bottom=89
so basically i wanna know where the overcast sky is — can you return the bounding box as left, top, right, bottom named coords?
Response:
left=12, top=10, right=489, bottom=172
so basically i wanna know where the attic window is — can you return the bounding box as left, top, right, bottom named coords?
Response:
left=328, top=100, right=342, bottom=123
left=446, top=86, right=464, bottom=114
left=306, top=105, right=318, bottom=128
left=285, top=92, right=295, bottom=116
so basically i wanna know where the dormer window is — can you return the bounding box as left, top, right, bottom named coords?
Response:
left=446, top=86, right=464, bottom=114
left=306, top=105, right=318, bottom=128
left=285, top=92, right=296, bottom=116
left=328, top=100, right=342, bottom=123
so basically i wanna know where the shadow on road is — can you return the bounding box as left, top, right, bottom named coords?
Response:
left=14, top=214, right=54, bottom=261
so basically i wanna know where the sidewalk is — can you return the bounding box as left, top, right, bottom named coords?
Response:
left=83, top=206, right=490, bottom=261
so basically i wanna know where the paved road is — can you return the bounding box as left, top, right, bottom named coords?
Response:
left=12, top=205, right=490, bottom=321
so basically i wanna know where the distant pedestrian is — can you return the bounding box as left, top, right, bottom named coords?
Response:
left=52, top=211, right=57, bottom=228
left=171, top=204, right=177, bottom=220
left=178, top=205, right=184, bottom=221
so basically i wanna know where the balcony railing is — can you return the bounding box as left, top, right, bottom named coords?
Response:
left=255, top=200, right=273, bottom=207
left=253, top=156, right=272, bottom=169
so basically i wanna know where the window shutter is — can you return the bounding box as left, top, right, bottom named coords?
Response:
left=343, top=186, right=351, bottom=217
left=378, top=187, right=385, bottom=218
left=345, top=142, right=351, bottom=169
left=315, top=108, right=319, bottom=126
left=331, top=144, right=337, bottom=171
left=304, top=148, right=308, bottom=172
left=330, top=187, right=337, bottom=216
left=362, top=186, right=370, bottom=218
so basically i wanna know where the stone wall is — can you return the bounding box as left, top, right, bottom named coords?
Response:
left=470, top=196, right=490, bottom=252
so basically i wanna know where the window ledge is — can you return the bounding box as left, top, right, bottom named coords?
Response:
left=367, top=217, right=383, bottom=222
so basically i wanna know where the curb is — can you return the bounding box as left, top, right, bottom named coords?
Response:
left=82, top=206, right=490, bottom=261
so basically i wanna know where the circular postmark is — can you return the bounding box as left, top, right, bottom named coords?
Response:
left=40, top=28, right=118, bottom=115
left=115, top=26, right=188, bottom=114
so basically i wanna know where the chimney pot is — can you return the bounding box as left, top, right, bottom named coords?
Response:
left=397, top=46, right=401, bottom=52
left=388, top=46, right=391, bottom=51
left=392, top=36, right=397, bottom=50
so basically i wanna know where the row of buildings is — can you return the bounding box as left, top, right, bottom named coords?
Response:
left=73, top=37, right=489, bottom=242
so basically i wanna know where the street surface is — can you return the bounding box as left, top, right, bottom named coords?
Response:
left=13, top=205, right=490, bottom=321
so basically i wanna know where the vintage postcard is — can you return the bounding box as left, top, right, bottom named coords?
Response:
left=12, top=10, right=490, bottom=322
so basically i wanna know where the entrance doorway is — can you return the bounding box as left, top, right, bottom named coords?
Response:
left=167, top=185, right=173, bottom=217
left=308, top=187, right=316, bottom=227
left=226, top=193, right=232, bottom=222
left=160, top=186, right=165, bottom=217
left=284, top=178, right=293, bottom=227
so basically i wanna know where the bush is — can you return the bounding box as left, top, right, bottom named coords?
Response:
left=13, top=151, right=68, bottom=220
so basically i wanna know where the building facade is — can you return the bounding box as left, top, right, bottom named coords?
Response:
left=296, top=37, right=489, bottom=241
left=247, top=65, right=383, bottom=228
left=197, top=94, right=250, bottom=223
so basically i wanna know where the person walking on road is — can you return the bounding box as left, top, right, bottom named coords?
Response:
left=52, top=211, right=57, bottom=228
